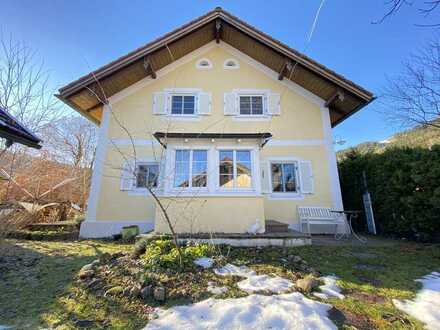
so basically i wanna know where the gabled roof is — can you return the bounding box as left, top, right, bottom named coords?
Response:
left=57, top=7, right=374, bottom=127
left=0, top=107, right=42, bottom=149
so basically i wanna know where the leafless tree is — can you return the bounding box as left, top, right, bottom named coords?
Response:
left=0, top=35, right=62, bottom=134
left=85, top=79, right=185, bottom=262
left=40, top=116, right=96, bottom=207
left=0, top=35, right=64, bottom=201
left=382, top=34, right=440, bottom=129
left=374, top=0, right=440, bottom=26
left=43, top=116, right=96, bottom=168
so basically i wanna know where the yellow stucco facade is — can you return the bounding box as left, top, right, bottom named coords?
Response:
left=82, top=43, right=342, bottom=237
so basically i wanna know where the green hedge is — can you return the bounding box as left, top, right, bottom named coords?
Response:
left=338, top=145, right=440, bottom=241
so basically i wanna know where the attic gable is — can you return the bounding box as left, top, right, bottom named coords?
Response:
left=57, top=7, right=374, bottom=126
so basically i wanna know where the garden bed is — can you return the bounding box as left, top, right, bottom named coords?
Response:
left=0, top=237, right=439, bottom=329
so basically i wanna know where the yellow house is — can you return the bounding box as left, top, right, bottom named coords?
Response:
left=57, top=8, right=374, bottom=238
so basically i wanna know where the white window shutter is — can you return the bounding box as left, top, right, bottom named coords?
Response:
left=198, top=92, right=212, bottom=115
left=267, top=93, right=281, bottom=115
left=224, top=92, right=238, bottom=115
left=261, top=161, right=271, bottom=193
left=157, top=158, right=166, bottom=190
left=120, top=160, right=135, bottom=191
left=299, top=161, right=314, bottom=194
left=153, top=92, right=169, bottom=115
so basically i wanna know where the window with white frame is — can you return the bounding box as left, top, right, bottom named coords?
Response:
left=174, top=149, right=208, bottom=188
left=270, top=162, right=298, bottom=193
left=219, top=150, right=252, bottom=189
left=135, top=163, right=159, bottom=189
left=171, top=95, right=196, bottom=115
left=239, top=95, right=264, bottom=115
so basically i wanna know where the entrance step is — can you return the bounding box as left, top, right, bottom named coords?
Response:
left=265, top=220, right=289, bottom=233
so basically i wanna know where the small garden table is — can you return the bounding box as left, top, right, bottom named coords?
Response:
left=330, top=210, right=367, bottom=243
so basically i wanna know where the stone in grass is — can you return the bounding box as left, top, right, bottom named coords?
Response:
left=296, top=275, right=320, bottom=293
left=288, top=255, right=302, bottom=263
left=80, top=263, right=94, bottom=272
left=74, top=319, right=95, bottom=328
left=141, top=285, right=153, bottom=300
left=104, top=286, right=124, bottom=297
left=153, top=286, right=166, bottom=301
left=78, top=268, right=95, bottom=280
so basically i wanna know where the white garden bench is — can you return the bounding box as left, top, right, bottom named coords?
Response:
left=297, top=206, right=347, bottom=235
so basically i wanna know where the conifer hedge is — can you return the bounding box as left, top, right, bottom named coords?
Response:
left=338, top=146, right=440, bottom=241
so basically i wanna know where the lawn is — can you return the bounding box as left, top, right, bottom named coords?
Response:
left=0, top=238, right=439, bottom=329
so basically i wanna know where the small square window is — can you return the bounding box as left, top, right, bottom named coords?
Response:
left=136, top=164, right=159, bottom=188
left=271, top=162, right=297, bottom=193
left=171, top=95, right=195, bottom=115
left=239, top=96, right=264, bottom=115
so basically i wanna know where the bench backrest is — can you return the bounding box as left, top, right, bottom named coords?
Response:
left=298, top=206, right=336, bottom=220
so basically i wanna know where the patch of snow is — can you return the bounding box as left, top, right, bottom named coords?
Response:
left=238, top=274, right=294, bottom=293
left=313, top=276, right=345, bottom=300
left=144, top=292, right=336, bottom=330
left=215, top=263, right=293, bottom=293
left=214, top=263, right=256, bottom=277
left=207, top=281, right=228, bottom=295
left=393, top=272, right=440, bottom=330
left=193, top=257, right=214, bottom=268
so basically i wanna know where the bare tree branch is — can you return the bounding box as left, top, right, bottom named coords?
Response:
left=382, top=34, right=440, bottom=129
left=374, top=0, right=440, bottom=26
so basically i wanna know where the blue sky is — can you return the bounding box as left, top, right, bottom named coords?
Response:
left=0, top=1, right=436, bottom=148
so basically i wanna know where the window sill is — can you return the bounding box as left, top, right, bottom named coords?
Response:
left=169, top=188, right=209, bottom=195
left=161, top=115, right=202, bottom=121
left=266, top=192, right=304, bottom=200
left=158, top=192, right=262, bottom=198
left=232, top=115, right=272, bottom=122
left=127, top=188, right=160, bottom=196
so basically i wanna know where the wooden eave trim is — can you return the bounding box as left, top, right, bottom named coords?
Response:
left=60, top=9, right=373, bottom=103
left=55, top=94, right=100, bottom=125
left=59, top=11, right=220, bottom=97
left=332, top=96, right=377, bottom=127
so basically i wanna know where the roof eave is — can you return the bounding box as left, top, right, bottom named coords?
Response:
left=55, top=94, right=100, bottom=126
left=332, top=96, right=377, bottom=127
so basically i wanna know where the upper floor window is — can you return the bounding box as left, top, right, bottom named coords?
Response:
left=171, top=95, right=196, bottom=115
left=239, top=95, right=264, bottom=115
left=174, top=149, right=208, bottom=188
left=136, top=163, right=159, bottom=189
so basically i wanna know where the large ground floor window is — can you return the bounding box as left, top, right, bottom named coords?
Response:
left=174, top=149, right=208, bottom=188
left=168, top=146, right=258, bottom=194
left=219, top=149, right=252, bottom=189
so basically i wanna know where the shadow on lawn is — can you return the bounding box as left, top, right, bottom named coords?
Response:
left=0, top=239, right=144, bottom=329
left=293, top=242, right=440, bottom=294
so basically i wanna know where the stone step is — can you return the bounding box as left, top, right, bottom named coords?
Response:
left=265, top=220, right=289, bottom=233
